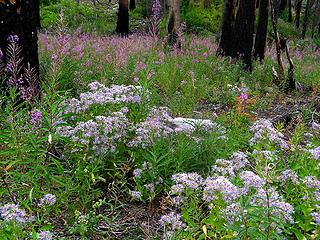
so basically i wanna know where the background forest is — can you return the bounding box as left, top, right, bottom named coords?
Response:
left=0, top=0, right=319, bottom=239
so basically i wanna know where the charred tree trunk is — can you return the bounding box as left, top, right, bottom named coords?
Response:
left=0, top=0, right=40, bottom=97
left=295, top=0, right=302, bottom=29
left=167, top=0, right=181, bottom=47
left=312, top=0, right=320, bottom=37
left=130, top=0, right=136, bottom=10
left=116, top=0, right=129, bottom=36
left=302, top=0, right=311, bottom=38
left=217, top=0, right=237, bottom=56
left=278, top=0, right=287, bottom=14
left=232, top=0, right=256, bottom=71
left=288, top=0, right=293, bottom=22
left=254, top=0, right=269, bottom=61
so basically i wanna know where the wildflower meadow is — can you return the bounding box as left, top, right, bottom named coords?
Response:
left=0, top=0, right=319, bottom=239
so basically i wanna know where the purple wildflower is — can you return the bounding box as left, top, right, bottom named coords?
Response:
left=40, top=194, right=56, bottom=206
left=31, top=110, right=42, bottom=128
left=38, top=230, right=54, bottom=240
left=133, top=168, right=143, bottom=178
left=7, top=35, right=19, bottom=43
left=171, top=172, right=203, bottom=189
left=310, top=212, right=320, bottom=225
left=0, top=203, right=34, bottom=225
left=159, top=212, right=186, bottom=230
left=303, top=176, right=320, bottom=189
left=278, top=170, right=299, bottom=185
left=170, top=184, right=184, bottom=194
left=240, top=171, right=264, bottom=191
left=203, top=176, right=239, bottom=203
left=239, top=92, right=249, bottom=102
left=130, top=191, right=142, bottom=199
left=309, top=146, right=320, bottom=159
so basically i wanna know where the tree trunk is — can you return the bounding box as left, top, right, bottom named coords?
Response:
left=288, top=0, right=293, bottom=22
left=295, top=0, right=302, bottom=29
left=302, top=0, right=311, bottom=38
left=254, top=0, right=269, bottom=61
left=0, top=0, right=40, bottom=97
left=270, top=0, right=285, bottom=82
left=167, top=0, right=181, bottom=47
left=217, top=0, right=237, bottom=56
left=232, top=0, right=256, bottom=71
left=130, top=0, right=136, bottom=10
left=278, top=0, right=287, bottom=14
left=312, top=0, right=320, bottom=37
left=116, top=0, right=129, bottom=36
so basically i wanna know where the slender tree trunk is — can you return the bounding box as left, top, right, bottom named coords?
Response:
left=0, top=0, right=40, bottom=95
left=167, top=0, right=181, bottom=47
left=232, top=0, right=256, bottom=71
left=312, top=0, right=320, bottom=37
left=254, top=0, right=269, bottom=61
left=130, top=0, right=136, bottom=10
left=302, top=0, right=311, bottom=38
left=270, top=0, right=285, bottom=81
left=295, top=0, right=302, bottom=29
left=288, top=0, right=293, bottom=22
left=217, top=0, right=237, bottom=56
left=278, top=0, right=287, bottom=14
left=116, top=0, right=129, bottom=36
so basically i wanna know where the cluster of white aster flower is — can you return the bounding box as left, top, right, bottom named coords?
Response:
left=0, top=203, right=34, bottom=225
left=63, top=82, right=148, bottom=114
left=57, top=82, right=227, bottom=154
left=249, top=119, right=289, bottom=149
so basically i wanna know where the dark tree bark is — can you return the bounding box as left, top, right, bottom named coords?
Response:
left=0, top=0, right=40, bottom=94
left=167, top=0, right=181, bottom=47
left=278, top=0, right=287, bottom=14
left=116, top=0, right=129, bottom=36
left=217, top=0, right=237, bottom=56
left=269, top=0, right=285, bottom=82
left=295, top=0, right=302, bottom=29
left=232, top=0, right=256, bottom=71
left=288, top=0, right=293, bottom=22
left=254, top=0, right=269, bottom=61
left=312, top=0, right=320, bottom=37
left=129, top=0, right=136, bottom=10
left=302, top=0, right=311, bottom=38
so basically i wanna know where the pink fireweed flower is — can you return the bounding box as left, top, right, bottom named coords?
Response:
left=239, top=92, right=249, bottom=102
left=31, top=110, right=42, bottom=128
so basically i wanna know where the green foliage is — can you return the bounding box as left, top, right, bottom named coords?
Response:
left=181, top=5, right=222, bottom=34
left=40, top=0, right=116, bottom=34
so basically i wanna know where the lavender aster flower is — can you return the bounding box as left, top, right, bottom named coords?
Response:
left=171, top=184, right=184, bottom=194
left=38, top=230, right=54, bottom=240
left=171, top=172, right=203, bottom=189
left=309, top=146, right=320, bottom=160
left=203, top=176, right=239, bottom=203
left=0, top=203, right=34, bottom=225
left=304, top=176, right=320, bottom=189
left=278, top=170, right=299, bottom=185
left=159, top=212, right=186, bottom=231
left=240, top=171, right=264, bottom=190
left=133, top=168, right=143, bottom=178
left=40, top=194, right=56, bottom=206
left=310, top=212, right=320, bottom=225
left=7, top=35, right=19, bottom=43
left=130, top=191, right=142, bottom=199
